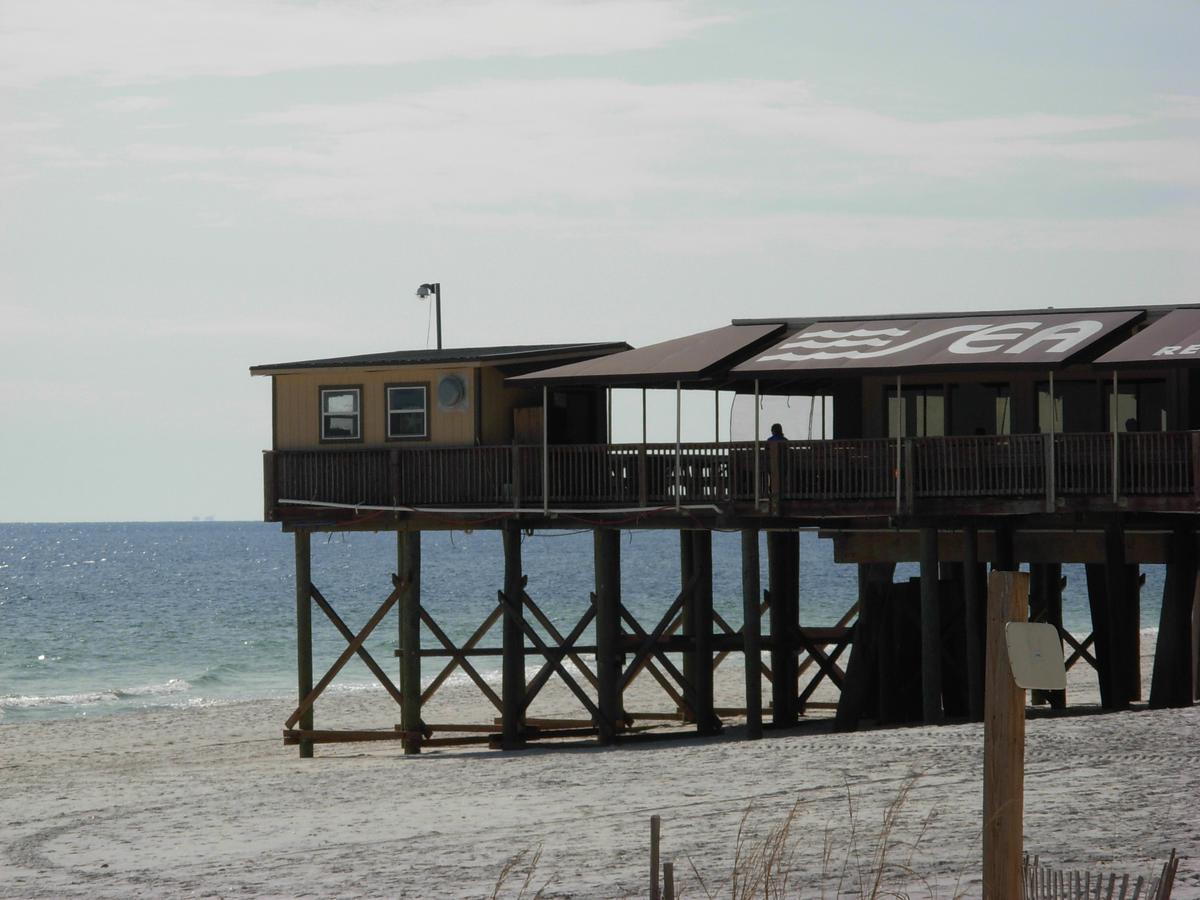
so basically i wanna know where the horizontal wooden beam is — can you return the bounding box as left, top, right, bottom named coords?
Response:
left=823, top=528, right=1187, bottom=564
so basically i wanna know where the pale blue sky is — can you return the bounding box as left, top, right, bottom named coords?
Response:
left=2, top=1, right=1198, bottom=521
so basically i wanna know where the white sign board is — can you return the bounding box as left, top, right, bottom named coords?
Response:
left=1005, top=622, right=1067, bottom=691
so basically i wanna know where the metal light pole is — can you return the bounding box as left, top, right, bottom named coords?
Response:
left=416, top=282, right=442, bottom=349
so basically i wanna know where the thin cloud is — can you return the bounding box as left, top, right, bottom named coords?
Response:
left=0, top=0, right=724, bottom=87
left=95, top=95, right=170, bottom=113
left=223, top=80, right=1200, bottom=216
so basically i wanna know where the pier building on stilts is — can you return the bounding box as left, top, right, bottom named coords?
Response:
left=251, top=305, right=1200, bottom=756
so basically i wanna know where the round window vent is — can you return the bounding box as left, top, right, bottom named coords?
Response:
left=438, top=374, right=467, bottom=409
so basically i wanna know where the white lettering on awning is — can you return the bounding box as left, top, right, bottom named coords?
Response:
left=947, top=322, right=1039, bottom=354
left=1005, top=320, right=1103, bottom=355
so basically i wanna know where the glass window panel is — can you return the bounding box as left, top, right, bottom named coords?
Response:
left=995, top=392, right=1012, bottom=435
left=887, top=392, right=905, bottom=438
left=323, top=390, right=358, bottom=414
left=389, top=411, right=426, bottom=437
left=921, top=393, right=945, bottom=436
left=388, top=387, right=425, bottom=412
left=324, top=415, right=358, bottom=438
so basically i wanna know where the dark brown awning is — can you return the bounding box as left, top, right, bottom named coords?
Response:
left=509, top=323, right=786, bottom=387
left=1094, top=308, right=1200, bottom=366
left=733, top=310, right=1142, bottom=376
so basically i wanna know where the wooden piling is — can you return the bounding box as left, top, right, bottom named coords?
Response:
left=1150, top=528, right=1198, bottom=708
left=680, top=531, right=696, bottom=718
left=767, top=530, right=799, bottom=726
left=1029, top=563, right=1065, bottom=709
left=501, top=523, right=526, bottom=750
left=1085, top=562, right=1117, bottom=708
left=594, top=528, right=622, bottom=744
left=982, top=569, right=1029, bottom=900
left=963, top=526, right=985, bottom=722
left=1103, top=523, right=1133, bottom=709
left=740, top=529, right=763, bottom=739
left=398, top=530, right=422, bottom=754
left=650, top=814, right=661, bottom=900
left=919, top=527, right=944, bottom=724
left=835, top=562, right=893, bottom=731
left=692, top=530, right=718, bottom=735
left=993, top=524, right=1016, bottom=573
left=294, top=529, right=313, bottom=759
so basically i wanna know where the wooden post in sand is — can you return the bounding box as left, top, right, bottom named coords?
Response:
left=650, top=814, right=661, bottom=900
left=679, top=531, right=696, bottom=721
left=398, top=530, right=422, bottom=754
left=1150, top=527, right=1198, bottom=708
left=741, top=529, right=763, bottom=739
left=982, top=569, right=1029, bottom=899
left=919, top=527, right=944, bottom=724
left=963, top=526, right=985, bottom=722
left=501, top=523, right=526, bottom=750
left=767, top=530, right=800, bottom=725
left=594, top=528, right=622, bottom=744
left=692, top=530, right=718, bottom=735
left=294, top=529, right=314, bottom=759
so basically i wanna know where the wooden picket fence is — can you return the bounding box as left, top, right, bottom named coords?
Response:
left=1023, top=851, right=1180, bottom=900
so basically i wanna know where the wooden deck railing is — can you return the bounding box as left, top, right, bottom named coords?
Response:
left=268, top=431, right=1198, bottom=516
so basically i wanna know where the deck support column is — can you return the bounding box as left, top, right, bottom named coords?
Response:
left=1028, top=562, right=1065, bottom=709
left=1104, top=523, right=1137, bottom=708
left=294, top=529, right=313, bottom=759
left=692, top=530, right=718, bottom=735
left=398, top=530, right=422, bottom=754
left=501, top=523, right=526, bottom=750
left=835, top=562, right=894, bottom=731
left=740, top=529, right=763, bottom=740
left=1150, top=528, right=1197, bottom=708
left=594, top=528, right=623, bottom=744
left=679, top=532, right=696, bottom=722
left=767, top=529, right=800, bottom=726
left=992, top=524, right=1016, bottom=573
left=919, top=527, right=944, bottom=724
left=963, top=526, right=985, bottom=722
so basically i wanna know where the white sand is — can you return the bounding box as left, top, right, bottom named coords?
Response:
left=1, top=643, right=1196, bottom=898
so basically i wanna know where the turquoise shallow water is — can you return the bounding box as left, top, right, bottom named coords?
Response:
left=0, top=522, right=1163, bottom=723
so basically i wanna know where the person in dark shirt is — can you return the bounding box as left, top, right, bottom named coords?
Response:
left=766, top=423, right=787, bottom=442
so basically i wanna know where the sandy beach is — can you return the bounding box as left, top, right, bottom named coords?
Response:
left=1, top=639, right=1196, bottom=899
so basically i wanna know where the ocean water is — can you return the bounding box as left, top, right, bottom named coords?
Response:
left=0, top=522, right=1164, bottom=723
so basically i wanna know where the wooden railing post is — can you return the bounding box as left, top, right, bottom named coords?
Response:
left=638, top=444, right=648, bottom=508
left=263, top=451, right=278, bottom=521
left=768, top=441, right=782, bottom=515
left=511, top=441, right=522, bottom=510
left=903, top=440, right=915, bottom=513
left=389, top=449, right=400, bottom=511
left=1043, top=432, right=1055, bottom=513
left=1191, top=432, right=1200, bottom=502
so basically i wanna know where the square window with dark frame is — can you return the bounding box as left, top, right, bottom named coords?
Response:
left=321, top=388, right=361, bottom=440
left=387, top=385, right=427, bottom=439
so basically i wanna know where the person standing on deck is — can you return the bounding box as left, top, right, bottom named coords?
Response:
left=766, top=423, right=787, bottom=442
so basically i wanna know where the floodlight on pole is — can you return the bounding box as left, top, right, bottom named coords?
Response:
left=416, top=282, right=442, bottom=350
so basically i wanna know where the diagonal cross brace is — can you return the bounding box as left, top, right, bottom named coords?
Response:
left=310, top=584, right=404, bottom=708
left=523, top=598, right=596, bottom=712
left=497, top=588, right=606, bottom=728
left=618, top=602, right=700, bottom=718
left=421, top=606, right=504, bottom=712
left=619, top=572, right=697, bottom=692
left=286, top=577, right=407, bottom=729
left=1063, top=630, right=1097, bottom=671
left=523, top=591, right=599, bottom=690
left=799, top=635, right=852, bottom=705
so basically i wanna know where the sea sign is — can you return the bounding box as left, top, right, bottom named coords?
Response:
left=734, top=310, right=1142, bottom=373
